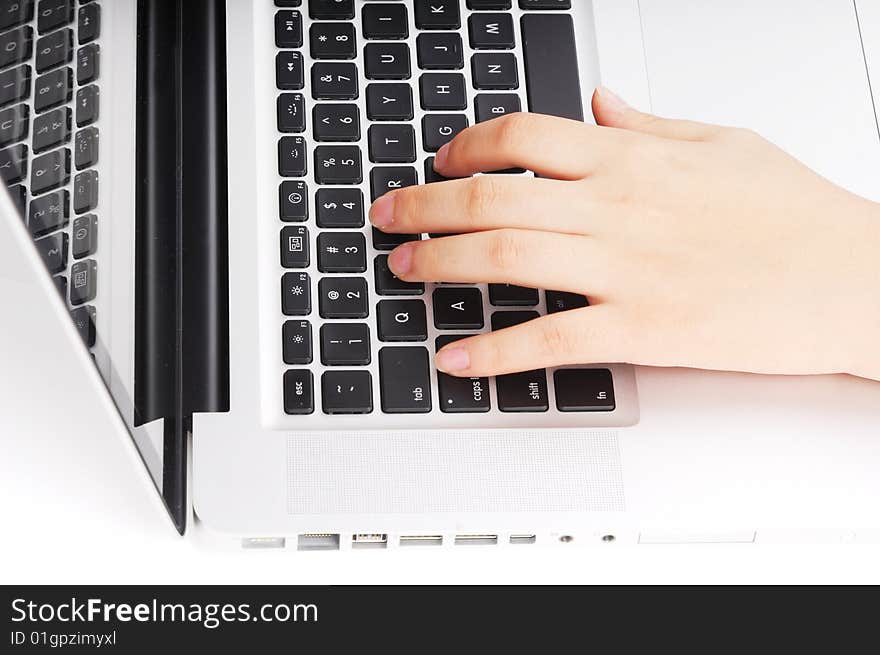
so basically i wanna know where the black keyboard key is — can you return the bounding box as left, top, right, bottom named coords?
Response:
left=309, top=0, right=354, bottom=20
left=281, top=271, right=311, bottom=316
left=421, top=114, right=468, bottom=152
left=276, top=51, right=304, bottom=90
left=283, top=369, right=314, bottom=415
left=475, top=93, right=520, bottom=123
left=366, top=83, right=413, bottom=121
left=471, top=53, right=518, bottom=90
left=276, top=0, right=302, bottom=5
left=372, top=227, right=420, bottom=251
left=310, top=22, right=356, bottom=60
left=362, top=3, right=408, bottom=40
left=433, top=287, right=484, bottom=329
left=379, top=346, right=431, bottom=414
left=468, top=0, right=512, bottom=8
left=491, top=310, right=538, bottom=331
left=489, top=284, right=538, bottom=307
left=414, top=0, right=460, bottom=30
left=69, top=258, right=96, bottom=305
left=320, top=323, right=371, bottom=366
left=55, top=274, right=67, bottom=298
left=321, top=370, right=372, bottom=414
left=275, top=10, right=303, bottom=47
left=378, top=346, right=432, bottom=413
left=377, top=299, right=427, bottom=342
left=316, top=187, right=363, bottom=227
left=554, top=368, right=615, bottom=412
left=0, top=26, right=32, bottom=68
left=317, top=231, right=366, bottom=273
left=364, top=43, right=411, bottom=80
left=0, top=65, right=31, bottom=108
left=314, top=144, right=362, bottom=184
left=420, top=73, right=466, bottom=110
left=279, top=135, right=307, bottom=177
left=368, top=123, right=416, bottom=163
left=468, top=13, right=515, bottom=49
left=31, top=147, right=69, bottom=195
left=369, top=165, right=417, bottom=200
left=416, top=32, right=463, bottom=70
left=313, top=103, right=360, bottom=141
left=435, top=334, right=491, bottom=413
left=72, top=169, right=97, bottom=213
left=490, top=310, right=548, bottom=411
left=77, top=2, right=99, bottom=44
left=521, top=13, right=584, bottom=121
left=35, top=28, right=72, bottom=73
left=35, top=231, right=67, bottom=273
left=8, top=183, right=25, bottom=216
left=497, top=369, right=549, bottom=412
left=519, top=0, right=571, bottom=8
left=76, top=43, right=99, bottom=84
left=277, top=93, right=305, bottom=133
left=281, top=225, right=309, bottom=268
left=0, top=0, right=33, bottom=30
left=70, top=305, right=95, bottom=347
left=71, top=213, right=96, bottom=258
left=0, top=143, right=27, bottom=184
left=75, top=84, right=98, bottom=126
left=318, top=277, right=368, bottom=318
left=0, top=104, right=28, bottom=147
left=283, top=320, right=313, bottom=365
left=546, top=290, right=588, bottom=314
left=33, top=106, right=70, bottom=152
left=37, top=0, right=72, bottom=33
left=28, top=189, right=67, bottom=236
left=311, top=62, right=358, bottom=99
left=374, top=254, right=424, bottom=296
left=279, top=180, right=308, bottom=221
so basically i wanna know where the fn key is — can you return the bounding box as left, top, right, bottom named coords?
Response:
left=554, top=368, right=615, bottom=412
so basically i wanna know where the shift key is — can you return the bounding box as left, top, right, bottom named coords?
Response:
left=492, top=310, right=548, bottom=412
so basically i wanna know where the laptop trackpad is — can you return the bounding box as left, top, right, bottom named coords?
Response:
left=639, top=0, right=880, bottom=201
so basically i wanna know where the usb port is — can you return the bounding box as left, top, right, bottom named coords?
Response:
left=352, top=534, right=388, bottom=549
left=399, top=535, right=443, bottom=547
left=297, top=533, right=340, bottom=551
left=454, top=534, right=498, bottom=546
left=509, top=534, right=536, bottom=545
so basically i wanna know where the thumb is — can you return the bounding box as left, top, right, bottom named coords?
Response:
left=592, top=86, right=720, bottom=141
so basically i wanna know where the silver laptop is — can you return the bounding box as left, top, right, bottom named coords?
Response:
left=2, top=0, right=879, bottom=547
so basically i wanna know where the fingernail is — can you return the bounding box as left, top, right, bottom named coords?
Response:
left=434, top=143, right=450, bottom=171
left=597, top=86, right=630, bottom=112
left=387, top=243, right=414, bottom=276
left=370, top=193, right=395, bottom=228
left=436, top=347, right=470, bottom=373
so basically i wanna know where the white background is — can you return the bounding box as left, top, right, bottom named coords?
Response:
left=2, top=0, right=880, bottom=585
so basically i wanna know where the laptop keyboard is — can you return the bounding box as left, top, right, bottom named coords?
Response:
left=0, top=0, right=101, bottom=350
left=271, top=0, right=620, bottom=417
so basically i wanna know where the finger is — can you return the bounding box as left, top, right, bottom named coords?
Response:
left=387, top=229, right=612, bottom=295
left=432, top=112, right=619, bottom=180
left=592, top=86, right=721, bottom=141
left=436, top=306, right=623, bottom=377
left=369, top=176, right=593, bottom=236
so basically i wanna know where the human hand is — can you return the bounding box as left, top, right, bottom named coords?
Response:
left=369, top=88, right=880, bottom=381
